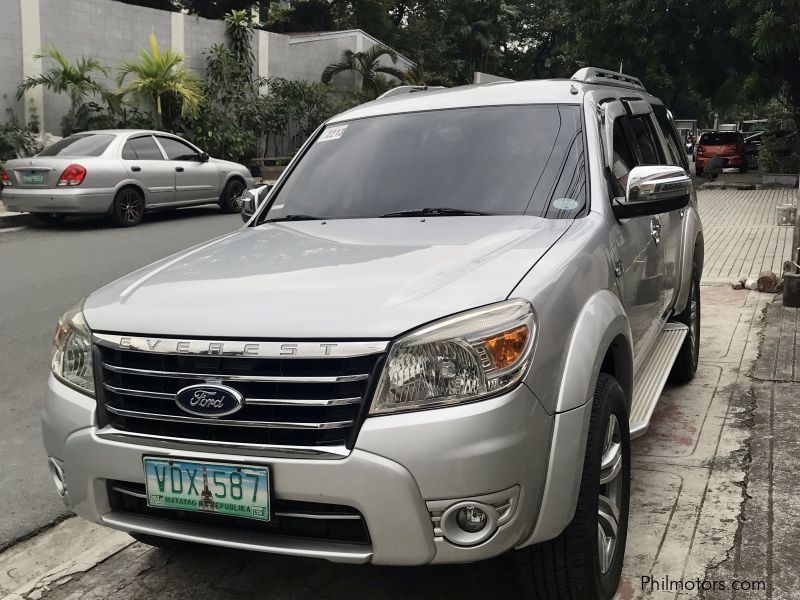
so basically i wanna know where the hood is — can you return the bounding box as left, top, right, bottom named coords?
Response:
left=84, top=216, right=572, bottom=339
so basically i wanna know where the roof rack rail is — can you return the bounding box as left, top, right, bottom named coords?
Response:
left=377, top=85, right=446, bottom=99
left=571, top=67, right=646, bottom=92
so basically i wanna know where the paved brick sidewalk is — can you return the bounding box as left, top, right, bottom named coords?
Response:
left=698, top=187, right=797, bottom=284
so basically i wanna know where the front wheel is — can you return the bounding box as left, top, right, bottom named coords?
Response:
left=219, top=178, right=246, bottom=213
left=515, top=373, right=630, bottom=599
left=110, top=187, right=145, bottom=227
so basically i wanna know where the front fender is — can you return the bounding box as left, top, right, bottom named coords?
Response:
left=519, top=290, right=632, bottom=547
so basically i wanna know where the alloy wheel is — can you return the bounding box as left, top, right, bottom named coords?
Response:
left=118, top=190, right=142, bottom=225
left=597, top=413, right=623, bottom=574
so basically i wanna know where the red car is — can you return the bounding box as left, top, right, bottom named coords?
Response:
left=695, top=131, right=746, bottom=175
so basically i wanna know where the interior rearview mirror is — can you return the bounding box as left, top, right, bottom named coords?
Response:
left=613, top=165, right=691, bottom=219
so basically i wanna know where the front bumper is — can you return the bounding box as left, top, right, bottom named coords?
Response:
left=2, top=187, right=114, bottom=213
left=42, top=375, right=553, bottom=565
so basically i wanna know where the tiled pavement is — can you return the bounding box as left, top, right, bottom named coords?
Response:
left=698, top=187, right=798, bottom=284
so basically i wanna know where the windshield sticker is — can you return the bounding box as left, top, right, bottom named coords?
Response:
left=319, top=125, right=348, bottom=142
left=552, top=198, right=579, bottom=211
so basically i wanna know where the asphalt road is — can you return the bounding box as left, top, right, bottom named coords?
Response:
left=0, top=207, right=242, bottom=549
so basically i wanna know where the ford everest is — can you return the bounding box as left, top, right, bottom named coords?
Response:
left=43, top=67, right=703, bottom=599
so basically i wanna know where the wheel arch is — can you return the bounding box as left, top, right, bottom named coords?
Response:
left=674, top=215, right=704, bottom=315
left=520, top=290, right=632, bottom=547
left=113, top=180, right=148, bottom=207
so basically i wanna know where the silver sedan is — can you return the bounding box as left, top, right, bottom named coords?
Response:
left=1, top=129, right=254, bottom=226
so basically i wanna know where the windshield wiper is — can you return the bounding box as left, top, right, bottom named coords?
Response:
left=379, top=207, right=495, bottom=218
left=264, top=214, right=326, bottom=223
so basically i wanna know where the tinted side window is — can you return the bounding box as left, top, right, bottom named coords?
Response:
left=626, top=116, right=662, bottom=165
left=611, top=120, right=636, bottom=195
left=39, top=134, right=114, bottom=157
left=122, top=136, right=164, bottom=160
left=157, top=137, right=199, bottom=161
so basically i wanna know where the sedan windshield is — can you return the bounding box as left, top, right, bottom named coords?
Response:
left=260, top=105, right=586, bottom=222
left=38, top=133, right=115, bottom=157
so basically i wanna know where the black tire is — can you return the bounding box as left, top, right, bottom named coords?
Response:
left=515, top=374, right=631, bottom=600
left=695, top=165, right=703, bottom=176
left=740, top=165, right=748, bottom=173
left=219, top=178, right=246, bottom=213
left=110, top=187, right=145, bottom=227
left=34, top=212, right=66, bottom=226
left=669, top=264, right=701, bottom=382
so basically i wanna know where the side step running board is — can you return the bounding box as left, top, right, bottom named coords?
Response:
left=629, top=322, right=688, bottom=438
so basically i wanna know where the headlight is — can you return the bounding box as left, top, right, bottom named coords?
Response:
left=52, top=301, right=94, bottom=396
left=370, top=300, right=536, bottom=415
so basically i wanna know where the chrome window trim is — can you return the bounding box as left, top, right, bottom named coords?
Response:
left=95, top=426, right=351, bottom=459
left=104, top=405, right=353, bottom=430
left=93, top=333, right=389, bottom=359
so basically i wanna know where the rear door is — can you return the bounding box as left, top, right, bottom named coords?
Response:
left=154, top=136, right=221, bottom=204
left=653, top=106, right=691, bottom=311
left=121, top=135, right=175, bottom=206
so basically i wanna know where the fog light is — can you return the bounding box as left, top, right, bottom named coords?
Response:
left=48, top=457, right=66, bottom=497
left=456, top=505, right=488, bottom=533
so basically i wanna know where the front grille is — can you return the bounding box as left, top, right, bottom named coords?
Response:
left=95, top=338, right=385, bottom=450
left=108, top=481, right=370, bottom=545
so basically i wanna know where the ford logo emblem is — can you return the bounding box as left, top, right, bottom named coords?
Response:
left=175, top=384, right=244, bottom=418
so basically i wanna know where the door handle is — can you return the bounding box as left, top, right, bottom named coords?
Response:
left=175, top=166, right=184, bottom=172
left=650, top=217, right=662, bottom=246
left=131, top=166, right=141, bottom=172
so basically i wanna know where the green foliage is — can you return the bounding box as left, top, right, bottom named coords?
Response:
left=224, top=9, right=255, bottom=75
left=172, top=44, right=263, bottom=163
left=321, top=45, right=405, bottom=98
left=267, top=0, right=334, bottom=32
left=16, top=47, right=113, bottom=136
left=117, top=33, right=204, bottom=128
left=0, top=109, right=41, bottom=161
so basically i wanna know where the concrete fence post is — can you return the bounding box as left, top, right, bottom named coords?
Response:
left=171, top=12, right=185, bottom=55
left=19, top=0, right=44, bottom=129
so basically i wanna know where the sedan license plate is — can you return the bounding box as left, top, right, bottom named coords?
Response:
left=143, top=458, right=270, bottom=521
left=21, top=171, right=45, bottom=185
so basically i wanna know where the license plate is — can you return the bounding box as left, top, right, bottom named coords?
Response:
left=143, top=458, right=270, bottom=521
left=21, top=171, right=45, bottom=185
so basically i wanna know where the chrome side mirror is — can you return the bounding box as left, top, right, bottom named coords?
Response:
left=613, top=165, right=691, bottom=219
left=240, top=184, right=272, bottom=223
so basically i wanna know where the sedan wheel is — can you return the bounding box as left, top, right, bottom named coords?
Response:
left=111, top=188, right=145, bottom=227
left=219, top=179, right=246, bottom=213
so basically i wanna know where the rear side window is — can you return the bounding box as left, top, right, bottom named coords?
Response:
left=122, top=136, right=164, bottom=160
left=652, top=105, right=688, bottom=170
left=38, top=134, right=114, bottom=157
left=700, top=132, right=740, bottom=145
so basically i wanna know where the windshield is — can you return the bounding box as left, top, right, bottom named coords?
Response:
left=700, top=132, right=740, bottom=145
left=38, top=133, right=115, bottom=157
left=260, top=105, right=586, bottom=222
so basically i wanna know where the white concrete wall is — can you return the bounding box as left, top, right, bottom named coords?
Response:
left=7, top=0, right=413, bottom=135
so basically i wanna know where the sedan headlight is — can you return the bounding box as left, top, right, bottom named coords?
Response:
left=52, top=302, right=94, bottom=396
left=370, top=300, right=536, bottom=415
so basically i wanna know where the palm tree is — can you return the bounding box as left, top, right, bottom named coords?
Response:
left=117, top=33, right=204, bottom=128
left=16, top=48, right=111, bottom=133
left=321, top=45, right=405, bottom=98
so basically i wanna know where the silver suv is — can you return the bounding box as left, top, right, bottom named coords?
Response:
left=42, top=68, right=703, bottom=599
